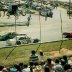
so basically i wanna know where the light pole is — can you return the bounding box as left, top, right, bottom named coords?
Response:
left=69, top=0, right=71, bottom=19
left=15, top=15, right=16, bottom=33
left=59, top=10, right=63, bottom=53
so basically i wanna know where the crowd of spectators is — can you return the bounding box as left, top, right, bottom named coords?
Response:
left=0, top=50, right=72, bottom=72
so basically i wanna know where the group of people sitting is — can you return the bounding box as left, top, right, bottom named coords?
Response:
left=0, top=50, right=72, bottom=72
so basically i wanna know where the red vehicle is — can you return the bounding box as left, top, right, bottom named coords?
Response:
left=63, top=32, right=72, bottom=38
left=67, top=10, right=72, bottom=14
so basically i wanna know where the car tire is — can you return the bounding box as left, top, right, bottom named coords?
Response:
left=33, top=39, right=39, bottom=43
left=51, top=14, right=53, bottom=18
left=16, top=41, right=21, bottom=45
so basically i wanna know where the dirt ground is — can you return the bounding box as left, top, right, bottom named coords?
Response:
left=46, top=48, right=72, bottom=59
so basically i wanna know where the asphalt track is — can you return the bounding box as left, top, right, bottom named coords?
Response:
left=0, top=7, right=72, bottom=47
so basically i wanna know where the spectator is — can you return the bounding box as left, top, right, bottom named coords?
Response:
left=63, top=56, right=68, bottom=64
left=29, top=62, right=34, bottom=72
left=29, top=50, right=39, bottom=65
left=44, top=67, right=50, bottom=72
left=10, top=68, right=17, bottom=72
left=53, top=59, right=64, bottom=72
left=0, top=65, right=4, bottom=71
left=6, top=67, right=10, bottom=72
left=3, top=10, right=6, bottom=16
left=2, top=68, right=8, bottom=72
left=27, top=14, right=31, bottom=26
left=39, top=50, right=45, bottom=65
left=61, top=59, right=66, bottom=68
left=64, top=64, right=71, bottom=72
left=22, top=64, right=30, bottom=72
left=14, top=64, right=19, bottom=71
left=19, top=63, right=24, bottom=72
left=14, top=63, right=23, bottom=72
left=45, top=58, right=53, bottom=72
left=33, top=63, right=43, bottom=72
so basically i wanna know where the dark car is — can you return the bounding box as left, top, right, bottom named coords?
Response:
left=43, top=0, right=49, bottom=5
left=67, top=10, right=72, bottom=14
left=31, top=2, right=41, bottom=10
left=31, top=2, right=38, bottom=10
left=63, top=32, right=72, bottom=38
left=40, top=9, right=53, bottom=18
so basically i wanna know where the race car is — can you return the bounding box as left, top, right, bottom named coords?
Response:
left=6, top=34, right=40, bottom=46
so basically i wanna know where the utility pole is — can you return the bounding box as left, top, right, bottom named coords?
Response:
left=69, top=0, right=71, bottom=19
left=59, top=10, right=63, bottom=53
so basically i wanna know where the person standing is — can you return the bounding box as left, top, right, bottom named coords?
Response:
left=39, top=50, right=45, bottom=65
left=27, top=14, right=31, bottom=26
left=29, top=50, right=39, bottom=65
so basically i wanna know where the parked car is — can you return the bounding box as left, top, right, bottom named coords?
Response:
left=25, top=8, right=35, bottom=14
left=31, top=2, right=38, bottom=10
left=67, top=10, right=72, bottom=14
left=43, top=0, right=49, bottom=5
left=31, top=2, right=41, bottom=10
left=40, top=9, right=53, bottom=18
left=63, top=32, right=72, bottom=38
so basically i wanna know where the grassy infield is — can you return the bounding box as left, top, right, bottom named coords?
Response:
left=0, top=40, right=72, bottom=66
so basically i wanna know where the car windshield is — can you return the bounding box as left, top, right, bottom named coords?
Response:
left=19, top=37, right=26, bottom=40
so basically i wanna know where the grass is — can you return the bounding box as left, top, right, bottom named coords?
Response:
left=0, top=39, right=72, bottom=66
left=69, top=14, right=72, bottom=16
